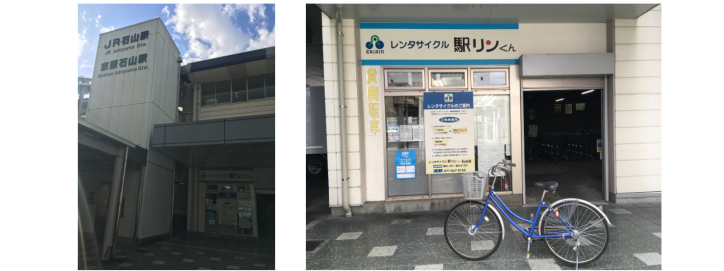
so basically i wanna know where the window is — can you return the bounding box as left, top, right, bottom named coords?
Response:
left=429, top=69, right=467, bottom=89
left=232, top=77, right=247, bottom=103
left=385, top=70, right=424, bottom=90
left=265, top=73, right=275, bottom=97
left=201, top=83, right=216, bottom=105
left=215, top=80, right=231, bottom=104
left=471, top=69, right=508, bottom=89
left=248, top=75, right=265, bottom=101
left=385, top=96, right=428, bottom=196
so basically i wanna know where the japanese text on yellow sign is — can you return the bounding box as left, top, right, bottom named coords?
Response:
left=367, top=68, right=381, bottom=135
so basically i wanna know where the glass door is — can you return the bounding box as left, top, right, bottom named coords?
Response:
left=385, top=96, right=428, bottom=196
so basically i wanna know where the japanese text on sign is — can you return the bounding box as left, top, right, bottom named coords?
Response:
left=367, top=68, right=381, bottom=135
left=424, top=92, right=475, bottom=174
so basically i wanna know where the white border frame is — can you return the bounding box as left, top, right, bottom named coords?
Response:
left=428, top=69, right=468, bottom=90
left=384, top=69, right=426, bottom=90
left=470, top=68, right=510, bottom=89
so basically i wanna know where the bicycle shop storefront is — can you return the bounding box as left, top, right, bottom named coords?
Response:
left=354, top=23, right=614, bottom=210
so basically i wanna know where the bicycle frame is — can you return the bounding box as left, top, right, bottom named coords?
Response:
left=473, top=185, right=574, bottom=239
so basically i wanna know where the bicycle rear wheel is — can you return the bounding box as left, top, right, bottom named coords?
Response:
left=444, top=201, right=503, bottom=260
left=540, top=200, right=609, bottom=266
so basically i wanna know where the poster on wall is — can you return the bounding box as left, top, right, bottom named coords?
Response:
left=217, top=192, right=238, bottom=226
left=423, top=92, right=475, bottom=174
left=565, top=104, right=572, bottom=114
left=395, top=150, right=416, bottom=179
left=554, top=104, right=561, bottom=113
left=576, top=103, right=586, bottom=110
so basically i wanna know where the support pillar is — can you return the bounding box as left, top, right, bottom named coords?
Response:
left=101, top=146, right=128, bottom=260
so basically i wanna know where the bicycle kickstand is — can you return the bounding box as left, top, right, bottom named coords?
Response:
left=526, top=237, right=531, bottom=259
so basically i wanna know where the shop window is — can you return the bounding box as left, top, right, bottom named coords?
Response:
left=429, top=69, right=467, bottom=89
left=385, top=70, right=424, bottom=90
left=471, top=69, right=508, bottom=89
left=385, top=96, right=429, bottom=196
left=265, top=73, right=275, bottom=98
left=232, top=77, right=248, bottom=103
left=248, top=75, right=265, bottom=101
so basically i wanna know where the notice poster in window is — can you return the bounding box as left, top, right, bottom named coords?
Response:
left=554, top=104, right=561, bottom=113
left=400, top=125, right=412, bottom=141
left=565, top=104, right=572, bottom=114
left=576, top=103, right=585, bottom=110
left=423, top=92, right=475, bottom=174
left=395, top=150, right=416, bottom=179
left=217, top=192, right=238, bottom=226
left=412, top=125, right=423, bottom=141
left=387, top=125, right=400, bottom=142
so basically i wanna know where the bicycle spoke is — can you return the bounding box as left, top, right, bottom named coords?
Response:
left=542, top=202, right=608, bottom=266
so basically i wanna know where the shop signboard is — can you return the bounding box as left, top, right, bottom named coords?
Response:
left=395, top=150, right=416, bottom=179
left=360, top=23, right=519, bottom=65
left=199, top=168, right=254, bottom=182
left=423, top=92, right=475, bottom=174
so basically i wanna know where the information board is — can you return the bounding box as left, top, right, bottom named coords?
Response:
left=423, top=92, right=475, bottom=174
left=217, top=192, right=238, bottom=226
left=395, top=150, right=416, bottom=179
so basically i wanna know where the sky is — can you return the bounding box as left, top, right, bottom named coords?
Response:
left=77, top=4, right=275, bottom=78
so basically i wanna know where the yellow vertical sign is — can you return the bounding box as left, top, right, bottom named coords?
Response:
left=367, top=68, right=381, bottom=135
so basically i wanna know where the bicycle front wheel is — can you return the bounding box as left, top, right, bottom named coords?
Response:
left=540, top=200, right=609, bottom=266
left=444, top=201, right=503, bottom=260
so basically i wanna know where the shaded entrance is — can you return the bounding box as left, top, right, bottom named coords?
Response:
left=523, top=89, right=603, bottom=203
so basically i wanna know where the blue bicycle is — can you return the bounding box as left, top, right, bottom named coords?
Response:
left=443, top=160, right=612, bottom=267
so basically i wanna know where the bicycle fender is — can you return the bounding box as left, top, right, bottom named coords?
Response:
left=538, top=198, right=613, bottom=233
left=485, top=203, right=505, bottom=240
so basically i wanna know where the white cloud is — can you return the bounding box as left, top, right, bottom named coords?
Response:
left=169, top=4, right=252, bottom=63
left=247, top=26, right=275, bottom=51
left=162, top=6, right=170, bottom=18
left=222, top=4, right=266, bottom=23
left=95, top=14, right=114, bottom=33
left=77, top=27, right=87, bottom=57
left=82, top=11, right=86, bottom=22
left=100, top=26, right=115, bottom=33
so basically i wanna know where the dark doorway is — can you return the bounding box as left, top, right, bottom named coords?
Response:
left=523, top=89, right=604, bottom=203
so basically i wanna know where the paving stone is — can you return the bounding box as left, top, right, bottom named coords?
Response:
left=368, top=246, right=398, bottom=257
left=426, top=227, right=443, bottom=235
left=415, top=264, right=443, bottom=270
left=634, top=252, right=661, bottom=266
left=527, top=258, right=561, bottom=270
left=151, top=260, right=165, bottom=265
left=182, top=259, right=194, bottom=263
left=118, top=263, right=133, bottom=267
left=609, top=209, right=632, bottom=215
left=392, top=219, right=412, bottom=224
left=336, top=232, right=363, bottom=240
left=652, top=232, right=661, bottom=238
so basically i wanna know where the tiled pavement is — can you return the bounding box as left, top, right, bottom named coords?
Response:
left=306, top=201, right=661, bottom=270
left=79, top=235, right=274, bottom=270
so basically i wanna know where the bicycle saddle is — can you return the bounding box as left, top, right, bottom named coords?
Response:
left=534, top=181, right=558, bottom=192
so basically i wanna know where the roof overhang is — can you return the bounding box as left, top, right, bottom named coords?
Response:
left=181, top=47, right=275, bottom=84
left=317, top=4, right=659, bottom=24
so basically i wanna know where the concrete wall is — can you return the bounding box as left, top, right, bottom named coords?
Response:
left=138, top=148, right=175, bottom=238
left=86, top=18, right=180, bottom=150
left=322, top=13, right=363, bottom=207
left=611, top=6, right=662, bottom=194
left=519, top=23, right=607, bottom=54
